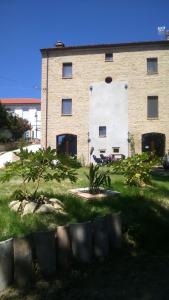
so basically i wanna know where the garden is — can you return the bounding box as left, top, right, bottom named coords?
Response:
left=1, top=148, right=169, bottom=299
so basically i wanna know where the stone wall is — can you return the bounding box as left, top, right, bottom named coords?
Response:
left=41, top=43, right=169, bottom=162
left=0, top=213, right=121, bottom=291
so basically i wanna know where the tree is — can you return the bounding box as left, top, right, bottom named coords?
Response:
left=0, top=102, right=31, bottom=141
left=0, top=147, right=77, bottom=201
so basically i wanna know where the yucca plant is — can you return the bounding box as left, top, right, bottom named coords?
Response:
left=85, top=163, right=111, bottom=194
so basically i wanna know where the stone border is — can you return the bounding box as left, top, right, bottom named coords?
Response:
left=0, top=213, right=121, bottom=291
left=69, top=187, right=120, bottom=200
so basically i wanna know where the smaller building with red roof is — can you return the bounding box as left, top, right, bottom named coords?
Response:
left=0, top=98, right=41, bottom=140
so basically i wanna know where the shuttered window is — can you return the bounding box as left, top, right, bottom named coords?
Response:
left=62, top=63, right=72, bottom=78
left=147, top=58, right=158, bottom=74
left=147, top=96, right=158, bottom=118
left=62, top=99, right=72, bottom=115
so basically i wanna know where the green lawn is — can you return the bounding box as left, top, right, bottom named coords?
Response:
left=1, top=166, right=169, bottom=299
left=0, top=166, right=169, bottom=255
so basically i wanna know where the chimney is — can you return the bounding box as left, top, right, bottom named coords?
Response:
left=55, top=41, right=65, bottom=48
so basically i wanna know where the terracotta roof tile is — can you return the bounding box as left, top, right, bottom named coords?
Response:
left=0, top=98, right=41, bottom=105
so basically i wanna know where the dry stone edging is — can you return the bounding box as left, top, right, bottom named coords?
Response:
left=9, top=198, right=66, bottom=216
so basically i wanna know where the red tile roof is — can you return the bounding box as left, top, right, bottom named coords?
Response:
left=0, top=98, right=41, bottom=105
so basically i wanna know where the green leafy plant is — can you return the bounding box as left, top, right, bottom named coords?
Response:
left=112, top=152, right=159, bottom=187
left=0, top=147, right=77, bottom=201
left=57, top=154, right=82, bottom=169
left=85, top=163, right=111, bottom=194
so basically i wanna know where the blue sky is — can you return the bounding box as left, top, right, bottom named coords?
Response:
left=0, top=0, right=169, bottom=99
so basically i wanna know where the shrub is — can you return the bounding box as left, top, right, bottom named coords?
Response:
left=85, top=163, right=111, bottom=194
left=112, top=152, right=159, bottom=187
left=0, top=147, right=77, bottom=201
left=57, top=154, right=82, bottom=169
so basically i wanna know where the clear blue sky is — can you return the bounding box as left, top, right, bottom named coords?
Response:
left=0, top=0, right=169, bottom=99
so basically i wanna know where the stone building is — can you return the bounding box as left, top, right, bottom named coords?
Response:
left=41, top=40, right=169, bottom=163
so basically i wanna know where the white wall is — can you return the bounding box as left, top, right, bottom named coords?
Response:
left=89, top=81, right=128, bottom=161
left=6, top=104, right=41, bottom=139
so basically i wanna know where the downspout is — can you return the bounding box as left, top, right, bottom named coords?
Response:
left=45, top=50, right=49, bottom=149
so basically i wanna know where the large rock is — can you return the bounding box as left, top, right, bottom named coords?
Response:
left=33, top=231, right=56, bottom=278
left=69, top=221, right=93, bottom=263
left=93, top=216, right=109, bottom=258
left=22, top=202, right=37, bottom=216
left=56, top=225, right=71, bottom=269
left=14, top=237, right=35, bottom=287
left=49, top=198, right=65, bottom=208
left=35, top=204, right=56, bottom=214
left=0, top=238, right=13, bottom=291
left=106, top=213, right=122, bottom=249
left=9, top=200, right=19, bottom=209
left=10, top=201, right=21, bottom=213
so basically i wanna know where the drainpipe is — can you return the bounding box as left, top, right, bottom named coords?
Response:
left=45, top=50, right=49, bottom=149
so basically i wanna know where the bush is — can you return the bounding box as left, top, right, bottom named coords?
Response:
left=85, top=163, right=111, bottom=194
left=0, top=147, right=77, bottom=201
left=57, top=154, right=82, bottom=169
left=112, top=153, right=159, bottom=187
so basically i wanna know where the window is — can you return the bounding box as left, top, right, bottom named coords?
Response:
left=99, top=126, right=106, bottom=137
left=100, top=149, right=106, bottom=154
left=147, top=58, right=158, bottom=74
left=62, top=63, right=72, bottom=78
left=147, top=96, right=158, bottom=119
left=105, top=76, right=112, bottom=83
left=112, top=147, right=120, bottom=153
left=62, top=99, right=72, bottom=115
left=105, top=53, right=113, bottom=61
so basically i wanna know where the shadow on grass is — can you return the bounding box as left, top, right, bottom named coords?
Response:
left=38, top=186, right=169, bottom=255
left=2, top=254, right=169, bottom=300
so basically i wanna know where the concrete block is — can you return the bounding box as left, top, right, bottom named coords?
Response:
left=0, top=238, right=13, bottom=291
left=34, top=231, right=56, bottom=278
left=69, top=221, right=93, bottom=263
left=93, top=216, right=109, bottom=258
left=56, top=225, right=71, bottom=269
left=14, top=237, right=35, bottom=287
left=106, top=213, right=122, bottom=249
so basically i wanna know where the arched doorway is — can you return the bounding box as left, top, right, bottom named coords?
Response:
left=56, top=134, right=77, bottom=156
left=142, top=132, right=165, bottom=157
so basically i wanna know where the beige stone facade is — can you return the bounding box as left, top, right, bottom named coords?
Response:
left=41, top=41, right=169, bottom=162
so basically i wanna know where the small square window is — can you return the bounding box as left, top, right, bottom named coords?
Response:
left=147, top=96, right=158, bottom=119
left=99, top=126, right=106, bottom=137
left=112, top=147, right=120, bottom=153
left=62, top=99, right=72, bottom=115
left=147, top=58, right=158, bottom=74
left=100, top=149, right=106, bottom=154
left=62, top=63, right=72, bottom=78
left=105, top=53, right=113, bottom=61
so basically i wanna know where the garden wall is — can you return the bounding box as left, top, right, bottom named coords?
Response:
left=0, top=213, right=121, bottom=291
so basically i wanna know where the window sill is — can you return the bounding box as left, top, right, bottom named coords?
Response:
left=105, top=60, right=113, bottom=62
left=147, top=118, right=158, bottom=120
left=61, top=114, right=72, bottom=116
left=99, top=136, right=107, bottom=138
left=147, top=72, right=158, bottom=75
left=62, top=77, right=73, bottom=79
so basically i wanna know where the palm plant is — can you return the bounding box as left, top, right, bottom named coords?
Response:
left=85, top=163, right=111, bottom=194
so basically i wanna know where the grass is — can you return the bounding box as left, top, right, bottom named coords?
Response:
left=0, top=166, right=169, bottom=255
left=1, top=166, right=169, bottom=299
